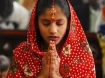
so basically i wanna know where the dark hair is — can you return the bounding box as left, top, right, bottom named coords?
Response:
left=36, top=0, right=70, bottom=18
left=35, top=0, right=70, bottom=49
left=0, top=0, right=13, bottom=18
left=0, top=55, right=10, bottom=72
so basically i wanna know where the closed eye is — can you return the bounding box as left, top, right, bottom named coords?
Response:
left=41, top=19, right=50, bottom=26
left=56, top=20, right=65, bottom=26
left=56, top=23, right=63, bottom=26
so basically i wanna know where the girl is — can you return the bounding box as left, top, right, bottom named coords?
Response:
left=7, top=0, right=96, bottom=78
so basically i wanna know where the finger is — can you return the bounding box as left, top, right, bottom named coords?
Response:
left=48, top=41, right=55, bottom=50
left=42, top=53, right=48, bottom=65
left=47, top=41, right=53, bottom=57
left=47, top=50, right=52, bottom=65
left=47, top=41, right=57, bottom=64
left=54, top=46, right=58, bottom=56
left=47, top=53, right=51, bottom=65
left=51, top=57, right=56, bottom=64
left=55, top=56, right=60, bottom=63
left=42, top=52, right=46, bottom=61
left=42, top=58, right=47, bottom=67
left=50, top=50, right=54, bottom=64
left=49, top=41, right=60, bottom=62
left=52, top=54, right=60, bottom=64
left=47, top=41, right=54, bottom=64
left=48, top=41, right=57, bottom=55
left=50, top=51, right=57, bottom=64
left=51, top=41, right=58, bottom=57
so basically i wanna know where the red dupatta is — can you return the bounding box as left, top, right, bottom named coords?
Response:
left=7, top=0, right=96, bottom=78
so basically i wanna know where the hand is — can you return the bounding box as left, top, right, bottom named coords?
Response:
left=36, top=41, right=53, bottom=78
left=49, top=41, right=62, bottom=78
left=36, top=49, right=50, bottom=78
left=36, top=41, right=62, bottom=78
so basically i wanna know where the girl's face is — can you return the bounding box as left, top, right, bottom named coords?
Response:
left=38, top=5, right=68, bottom=44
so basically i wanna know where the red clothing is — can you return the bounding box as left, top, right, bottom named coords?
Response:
left=102, top=5, right=105, bottom=20
left=7, top=0, right=96, bottom=78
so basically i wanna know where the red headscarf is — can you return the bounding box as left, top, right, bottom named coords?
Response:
left=7, top=0, right=96, bottom=78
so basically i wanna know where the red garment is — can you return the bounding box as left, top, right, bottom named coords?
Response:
left=102, top=5, right=105, bottom=20
left=7, top=0, right=96, bottom=78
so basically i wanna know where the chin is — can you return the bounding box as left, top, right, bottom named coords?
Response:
left=55, top=40, right=61, bottom=45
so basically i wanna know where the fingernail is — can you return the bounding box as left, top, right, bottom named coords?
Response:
left=52, top=41, right=55, bottom=44
left=50, top=41, right=55, bottom=45
left=50, top=40, right=53, bottom=44
left=50, top=44, right=54, bottom=50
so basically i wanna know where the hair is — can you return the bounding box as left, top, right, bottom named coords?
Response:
left=36, top=0, right=70, bottom=18
left=0, top=0, right=13, bottom=18
left=0, top=55, right=10, bottom=72
left=35, top=0, right=70, bottom=49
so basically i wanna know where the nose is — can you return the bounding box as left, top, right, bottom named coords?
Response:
left=49, top=23, right=57, bottom=35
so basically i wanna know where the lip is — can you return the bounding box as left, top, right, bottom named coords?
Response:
left=48, top=36, right=59, bottom=41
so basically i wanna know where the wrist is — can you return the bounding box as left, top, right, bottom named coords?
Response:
left=36, top=72, right=49, bottom=78
left=36, top=74, right=45, bottom=78
left=51, top=72, right=63, bottom=78
left=55, top=74, right=63, bottom=78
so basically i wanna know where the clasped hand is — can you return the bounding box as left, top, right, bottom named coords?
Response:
left=37, top=41, right=62, bottom=78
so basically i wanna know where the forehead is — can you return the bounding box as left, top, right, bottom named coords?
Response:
left=38, top=5, right=67, bottom=19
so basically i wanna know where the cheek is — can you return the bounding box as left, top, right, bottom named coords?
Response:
left=38, top=23, right=46, bottom=35
left=60, top=24, right=68, bottom=36
left=39, top=27, right=47, bottom=38
left=59, top=26, right=67, bottom=36
left=39, top=28, right=45, bottom=35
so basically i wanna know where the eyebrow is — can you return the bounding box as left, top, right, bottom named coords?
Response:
left=41, top=19, right=50, bottom=21
left=56, top=19, right=65, bottom=21
left=41, top=18, right=65, bottom=21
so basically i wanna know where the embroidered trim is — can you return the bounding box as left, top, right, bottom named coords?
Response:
left=63, top=44, right=71, bottom=56
left=23, top=64, right=33, bottom=76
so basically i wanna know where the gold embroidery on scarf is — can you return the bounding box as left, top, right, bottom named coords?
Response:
left=63, top=44, right=71, bottom=57
left=22, top=43, right=31, bottom=51
left=86, top=74, right=91, bottom=78
left=9, top=57, right=18, bottom=74
left=60, top=64, right=70, bottom=76
left=73, top=58, right=84, bottom=64
left=71, top=21, right=76, bottom=32
left=80, top=39, right=92, bottom=55
left=23, top=64, right=33, bottom=76
left=63, top=64, right=70, bottom=69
